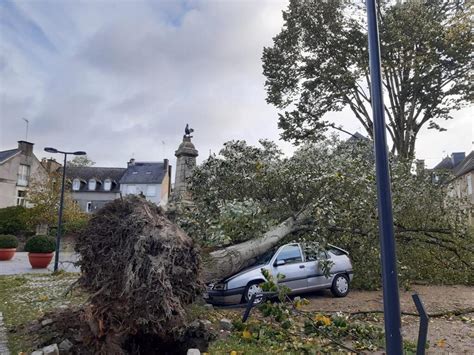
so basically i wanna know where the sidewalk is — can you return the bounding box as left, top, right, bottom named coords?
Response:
left=0, top=252, right=80, bottom=275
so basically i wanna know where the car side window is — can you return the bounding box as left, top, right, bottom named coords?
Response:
left=305, top=251, right=328, bottom=261
left=276, top=245, right=302, bottom=264
left=318, top=251, right=328, bottom=259
left=301, top=242, right=328, bottom=261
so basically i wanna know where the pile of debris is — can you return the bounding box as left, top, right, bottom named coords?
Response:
left=73, top=196, right=205, bottom=354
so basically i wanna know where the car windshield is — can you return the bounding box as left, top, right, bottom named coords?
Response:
left=255, top=248, right=276, bottom=264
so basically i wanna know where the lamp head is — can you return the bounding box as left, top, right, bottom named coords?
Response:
left=73, top=151, right=87, bottom=156
left=44, top=147, right=58, bottom=153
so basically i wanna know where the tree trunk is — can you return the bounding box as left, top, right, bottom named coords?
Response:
left=202, top=212, right=309, bottom=283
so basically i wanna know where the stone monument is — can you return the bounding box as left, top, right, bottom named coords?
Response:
left=172, top=124, right=198, bottom=203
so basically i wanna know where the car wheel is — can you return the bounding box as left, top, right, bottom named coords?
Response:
left=244, top=281, right=264, bottom=304
left=331, top=274, right=350, bottom=297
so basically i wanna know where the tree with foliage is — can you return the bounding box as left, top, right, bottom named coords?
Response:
left=262, top=0, right=472, bottom=159
left=27, top=172, right=87, bottom=230
left=67, top=155, right=95, bottom=167
left=178, top=138, right=472, bottom=287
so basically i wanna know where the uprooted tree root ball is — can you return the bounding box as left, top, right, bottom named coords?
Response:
left=75, top=196, right=205, bottom=354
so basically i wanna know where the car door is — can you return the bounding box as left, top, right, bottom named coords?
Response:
left=271, top=244, right=308, bottom=292
left=306, top=250, right=333, bottom=289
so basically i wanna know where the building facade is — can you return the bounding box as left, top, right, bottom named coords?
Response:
left=67, top=166, right=126, bottom=213
left=66, top=159, right=171, bottom=213
left=447, top=152, right=473, bottom=225
left=0, top=141, right=47, bottom=208
left=119, top=159, right=171, bottom=206
left=433, top=151, right=474, bottom=225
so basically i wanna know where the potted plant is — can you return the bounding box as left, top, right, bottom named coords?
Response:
left=0, top=234, right=19, bottom=261
left=25, top=235, right=56, bottom=268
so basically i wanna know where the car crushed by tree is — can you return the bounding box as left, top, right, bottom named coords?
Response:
left=205, top=242, right=353, bottom=306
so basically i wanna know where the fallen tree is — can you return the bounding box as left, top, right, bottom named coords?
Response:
left=177, top=138, right=473, bottom=289
left=68, top=137, right=472, bottom=353
left=202, top=211, right=311, bottom=282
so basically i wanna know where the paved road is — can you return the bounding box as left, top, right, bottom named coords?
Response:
left=0, top=252, right=80, bottom=275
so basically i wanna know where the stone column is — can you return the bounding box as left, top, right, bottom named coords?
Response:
left=173, top=136, right=198, bottom=202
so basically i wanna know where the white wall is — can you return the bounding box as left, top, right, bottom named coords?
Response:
left=120, top=183, right=162, bottom=205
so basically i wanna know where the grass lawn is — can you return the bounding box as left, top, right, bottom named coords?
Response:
left=0, top=272, right=86, bottom=354
left=0, top=273, right=407, bottom=354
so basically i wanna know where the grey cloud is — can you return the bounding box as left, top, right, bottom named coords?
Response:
left=2, top=0, right=469, bottom=169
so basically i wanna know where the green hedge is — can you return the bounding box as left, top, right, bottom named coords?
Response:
left=0, top=234, right=19, bottom=249
left=0, top=206, right=30, bottom=235
left=25, top=235, right=56, bottom=253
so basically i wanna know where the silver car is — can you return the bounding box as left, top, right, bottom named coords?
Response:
left=205, top=243, right=353, bottom=305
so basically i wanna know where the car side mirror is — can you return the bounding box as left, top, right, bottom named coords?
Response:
left=274, top=259, right=286, bottom=267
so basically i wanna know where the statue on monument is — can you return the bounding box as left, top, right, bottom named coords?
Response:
left=184, top=123, right=194, bottom=138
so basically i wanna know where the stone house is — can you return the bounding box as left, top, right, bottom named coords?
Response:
left=0, top=141, right=47, bottom=208
left=447, top=152, right=473, bottom=225
left=432, top=152, right=466, bottom=183
left=432, top=151, right=474, bottom=225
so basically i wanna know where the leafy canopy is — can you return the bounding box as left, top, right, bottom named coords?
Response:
left=180, top=138, right=473, bottom=288
left=27, top=171, right=87, bottom=229
left=262, top=0, right=472, bottom=159
left=67, top=155, right=95, bottom=167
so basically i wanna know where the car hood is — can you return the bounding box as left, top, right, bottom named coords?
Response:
left=223, top=263, right=266, bottom=283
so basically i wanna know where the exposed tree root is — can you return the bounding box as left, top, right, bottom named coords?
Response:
left=75, top=196, right=205, bottom=354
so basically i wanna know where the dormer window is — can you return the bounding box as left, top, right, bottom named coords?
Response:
left=88, top=179, right=96, bottom=191
left=104, top=179, right=112, bottom=191
left=72, top=179, right=80, bottom=191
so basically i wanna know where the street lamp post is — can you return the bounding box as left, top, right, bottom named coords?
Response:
left=44, top=147, right=86, bottom=272
left=365, top=0, right=403, bottom=353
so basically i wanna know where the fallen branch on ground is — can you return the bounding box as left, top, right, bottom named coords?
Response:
left=301, top=308, right=474, bottom=318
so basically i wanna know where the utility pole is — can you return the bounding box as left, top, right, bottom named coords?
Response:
left=365, top=0, right=403, bottom=353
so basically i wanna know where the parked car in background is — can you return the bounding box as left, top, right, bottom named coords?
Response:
left=205, top=243, right=353, bottom=305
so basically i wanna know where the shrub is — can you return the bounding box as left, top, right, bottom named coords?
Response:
left=62, top=218, right=89, bottom=235
left=25, top=235, right=56, bottom=253
left=0, top=206, right=29, bottom=234
left=0, top=235, right=19, bottom=249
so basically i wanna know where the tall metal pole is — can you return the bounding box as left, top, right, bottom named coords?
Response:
left=365, top=0, right=403, bottom=353
left=54, top=153, right=68, bottom=272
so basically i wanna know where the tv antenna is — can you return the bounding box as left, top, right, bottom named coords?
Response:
left=22, top=118, right=29, bottom=141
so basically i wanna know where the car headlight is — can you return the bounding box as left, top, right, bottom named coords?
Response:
left=213, top=283, right=227, bottom=291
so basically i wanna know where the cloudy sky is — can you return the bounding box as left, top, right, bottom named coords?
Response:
left=0, top=0, right=472, bottom=170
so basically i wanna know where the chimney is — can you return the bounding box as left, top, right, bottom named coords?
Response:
left=128, top=158, right=135, bottom=167
left=415, top=159, right=425, bottom=175
left=18, top=141, right=34, bottom=156
left=41, top=158, right=61, bottom=174
left=163, top=158, right=169, bottom=171
left=451, top=152, right=465, bottom=167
